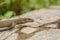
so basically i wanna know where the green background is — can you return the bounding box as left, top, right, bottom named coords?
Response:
left=0, top=0, right=60, bottom=20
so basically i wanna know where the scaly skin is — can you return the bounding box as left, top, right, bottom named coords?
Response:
left=0, top=17, right=34, bottom=28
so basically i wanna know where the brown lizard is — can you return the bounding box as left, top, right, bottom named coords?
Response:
left=0, top=16, right=34, bottom=31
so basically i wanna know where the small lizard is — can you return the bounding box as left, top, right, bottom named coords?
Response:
left=0, top=17, right=34, bottom=31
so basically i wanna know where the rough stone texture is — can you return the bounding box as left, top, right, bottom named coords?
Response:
left=19, top=9, right=60, bottom=27
left=26, top=29, right=60, bottom=40
left=20, top=27, right=37, bottom=34
left=0, top=28, right=18, bottom=40
left=44, top=23, right=58, bottom=28
left=5, top=33, right=18, bottom=40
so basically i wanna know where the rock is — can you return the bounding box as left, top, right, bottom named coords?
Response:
left=0, top=28, right=19, bottom=40
left=26, top=29, right=60, bottom=40
left=44, top=23, right=58, bottom=28
left=20, top=22, right=41, bottom=27
left=20, top=27, right=37, bottom=34
left=20, top=22, right=58, bottom=28
left=20, top=9, right=60, bottom=27
left=5, top=33, right=18, bottom=40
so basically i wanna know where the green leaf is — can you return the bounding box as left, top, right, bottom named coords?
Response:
left=3, top=11, right=16, bottom=19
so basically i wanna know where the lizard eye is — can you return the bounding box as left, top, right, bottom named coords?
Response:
left=25, top=18, right=34, bottom=22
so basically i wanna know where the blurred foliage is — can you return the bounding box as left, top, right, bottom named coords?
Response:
left=21, top=0, right=60, bottom=13
left=0, top=0, right=60, bottom=20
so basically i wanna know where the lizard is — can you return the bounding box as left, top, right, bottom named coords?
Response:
left=0, top=17, right=34, bottom=31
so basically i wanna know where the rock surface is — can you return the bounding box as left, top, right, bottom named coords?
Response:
left=0, top=28, right=18, bottom=40
left=26, top=29, right=60, bottom=40
left=44, top=23, right=58, bottom=28
left=20, top=9, right=60, bottom=27
left=20, top=27, right=37, bottom=34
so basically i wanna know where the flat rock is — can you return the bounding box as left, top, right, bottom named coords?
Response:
left=20, top=27, right=37, bottom=34
left=0, top=28, right=19, bottom=40
left=20, top=9, right=60, bottom=27
left=20, top=22, right=58, bottom=28
left=5, top=33, right=18, bottom=40
left=44, top=23, right=58, bottom=28
left=26, top=29, right=60, bottom=40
